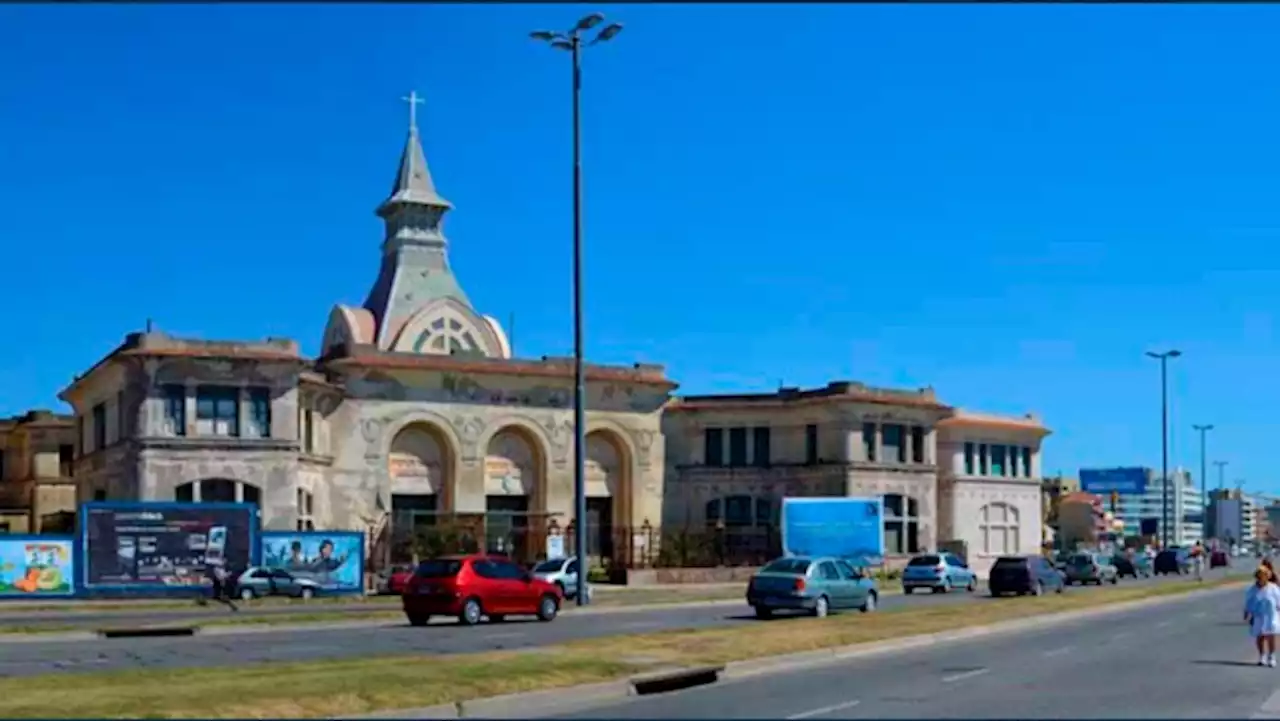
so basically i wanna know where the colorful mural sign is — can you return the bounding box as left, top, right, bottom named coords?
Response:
left=0, top=537, right=75, bottom=597
left=260, top=532, right=364, bottom=593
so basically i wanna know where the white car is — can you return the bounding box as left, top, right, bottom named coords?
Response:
left=235, top=566, right=321, bottom=600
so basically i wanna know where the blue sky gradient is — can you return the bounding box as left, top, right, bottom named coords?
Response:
left=2, top=4, right=1278, bottom=491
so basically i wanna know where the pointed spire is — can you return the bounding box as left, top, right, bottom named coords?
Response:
left=378, top=90, right=451, bottom=216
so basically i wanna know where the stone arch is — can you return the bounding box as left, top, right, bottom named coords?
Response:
left=175, top=478, right=262, bottom=506
left=585, top=427, right=635, bottom=527
left=391, top=298, right=504, bottom=359
left=387, top=420, right=457, bottom=512
left=482, top=423, right=548, bottom=509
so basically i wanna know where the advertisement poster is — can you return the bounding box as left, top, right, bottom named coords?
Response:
left=81, top=502, right=257, bottom=591
left=261, top=532, right=364, bottom=593
left=781, top=497, right=886, bottom=567
left=0, top=537, right=75, bottom=598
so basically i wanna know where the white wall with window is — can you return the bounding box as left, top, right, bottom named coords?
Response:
left=944, top=483, right=1042, bottom=579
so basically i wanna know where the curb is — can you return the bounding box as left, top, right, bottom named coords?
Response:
left=350, top=580, right=1246, bottom=719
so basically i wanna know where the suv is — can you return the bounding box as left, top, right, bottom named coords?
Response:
left=1154, top=548, right=1191, bottom=575
left=531, top=557, right=588, bottom=600
left=402, top=555, right=563, bottom=627
left=988, top=555, right=1065, bottom=597
left=901, top=552, right=978, bottom=594
left=1064, top=552, right=1119, bottom=585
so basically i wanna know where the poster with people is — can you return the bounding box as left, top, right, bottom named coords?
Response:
left=0, top=537, right=75, bottom=597
left=261, top=532, right=364, bottom=592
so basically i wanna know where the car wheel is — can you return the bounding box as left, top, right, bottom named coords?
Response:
left=408, top=614, right=430, bottom=627
left=536, top=594, right=559, bottom=622
left=813, top=595, right=830, bottom=618
left=300, top=587, right=315, bottom=600
left=903, top=587, right=914, bottom=595
left=754, top=605, right=773, bottom=620
left=861, top=592, right=878, bottom=613
left=1110, top=575, right=1119, bottom=585
left=966, top=578, right=977, bottom=593
left=459, top=597, right=483, bottom=626
left=239, top=587, right=255, bottom=601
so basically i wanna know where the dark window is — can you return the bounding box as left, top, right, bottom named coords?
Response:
left=162, top=385, right=186, bottom=436
left=728, top=427, right=748, bottom=467
left=76, top=416, right=85, bottom=455
left=415, top=559, right=462, bottom=578
left=0, top=450, right=5, bottom=481
left=862, top=423, right=876, bottom=462
left=705, top=499, right=721, bottom=525
left=752, top=427, right=771, bottom=467
left=491, top=560, right=526, bottom=580
left=176, top=483, right=194, bottom=503
left=91, top=403, right=106, bottom=451
left=884, top=493, right=920, bottom=555
left=270, top=569, right=292, bottom=580
left=92, top=489, right=106, bottom=502
left=907, top=555, right=942, bottom=567
left=704, top=428, right=724, bottom=467
left=978, top=444, right=989, bottom=475
left=1022, top=447, right=1033, bottom=477
left=964, top=442, right=975, bottom=475
left=58, top=445, right=74, bottom=477
left=203, top=479, right=237, bottom=503
left=724, top=495, right=753, bottom=526
left=247, top=388, right=271, bottom=438
left=805, top=424, right=819, bottom=464
left=116, top=391, right=127, bottom=439
left=243, top=484, right=262, bottom=507
left=755, top=498, right=774, bottom=526
left=818, top=561, right=841, bottom=581
left=883, top=424, right=905, bottom=463
left=195, top=387, right=239, bottom=437
left=471, top=559, right=500, bottom=579
left=760, top=558, right=811, bottom=575
left=911, top=426, right=925, bottom=463
left=991, top=445, right=1007, bottom=476
left=834, top=560, right=859, bottom=580
left=993, top=556, right=1028, bottom=570
left=251, top=569, right=271, bottom=579
left=566, top=559, right=580, bottom=575
left=302, top=410, right=314, bottom=453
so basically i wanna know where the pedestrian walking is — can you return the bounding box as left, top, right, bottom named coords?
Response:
left=1262, top=559, right=1278, bottom=585
left=206, top=561, right=239, bottom=612
left=1191, top=541, right=1206, bottom=581
left=1245, top=567, right=1280, bottom=667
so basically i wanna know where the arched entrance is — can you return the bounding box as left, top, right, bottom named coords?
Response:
left=176, top=478, right=261, bottom=506
left=585, top=430, right=631, bottom=563
left=387, top=422, right=455, bottom=560
left=484, top=427, right=544, bottom=560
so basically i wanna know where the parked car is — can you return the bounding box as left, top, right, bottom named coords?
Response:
left=1154, top=548, right=1192, bottom=575
left=402, top=555, right=563, bottom=627
left=235, top=567, right=321, bottom=600
left=1113, top=553, right=1152, bottom=579
left=747, top=555, right=879, bottom=619
left=988, top=555, right=1066, bottom=597
left=375, top=564, right=415, bottom=595
left=901, top=552, right=978, bottom=594
left=1210, top=549, right=1230, bottom=569
left=531, top=557, right=591, bottom=601
left=1064, top=552, right=1119, bottom=585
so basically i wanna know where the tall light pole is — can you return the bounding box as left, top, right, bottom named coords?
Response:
left=1193, top=424, right=1213, bottom=540
left=1214, top=460, right=1229, bottom=490
left=531, top=13, right=624, bottom=607
left=1147, top=350, right=1182, bottom=547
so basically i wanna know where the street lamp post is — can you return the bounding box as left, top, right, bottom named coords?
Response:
left=1193, top=424, right=1213, bottom=540
left=1146, top=350, right=1182, bottom=548
left=1214, top=460, right=1229, bottom=490
left=531, top=13, right=624, bottom=607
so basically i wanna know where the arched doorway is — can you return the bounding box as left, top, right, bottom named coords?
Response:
left=387, top=422, right=455, bottom=560
left=175, top=478, right=261, bottom=506
left=585, top=430, right=630, bottom=563
left=484, top=427, right=543, bottom=560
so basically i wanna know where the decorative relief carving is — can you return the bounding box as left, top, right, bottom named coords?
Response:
left=541, top=417, right=572, bottom=468
left=631, top=429, right=656, bottom=468
left=453, top=415, right=487, bottom=467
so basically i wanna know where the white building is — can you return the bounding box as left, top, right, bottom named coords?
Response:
left=1114, top=468, right=1203, bottom=546
left=1243, top=495, right=1261, bottom=544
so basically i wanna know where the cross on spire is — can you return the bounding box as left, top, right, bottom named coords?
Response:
left=402, top=90, right=425, bottom=131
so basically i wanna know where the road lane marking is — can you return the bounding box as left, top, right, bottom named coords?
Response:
left=787, top=699, right=862, bottom=719
left=941, top=668, right=990, bottom=684
left=1251, top=688, right=1280, bottom=718
left=1043, top=646, right=1073, bottom=657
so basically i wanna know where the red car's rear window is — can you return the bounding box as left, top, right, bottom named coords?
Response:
left=416, top=559, right=464, bottom=578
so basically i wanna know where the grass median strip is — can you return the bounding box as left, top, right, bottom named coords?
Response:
left=0, top=576, right=1241, bottom=719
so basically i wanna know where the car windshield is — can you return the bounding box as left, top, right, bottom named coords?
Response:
left=908, top=555, right=942, bottom=567
left=532, top=559, right=565, bottom=573
left=415, top=559, right=463, bottom=578
left=761, top=558, right=811, bottom=575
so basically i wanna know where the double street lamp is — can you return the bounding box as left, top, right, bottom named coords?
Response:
left=530, top=13, right=624, bottom=607
left=1146, top=350, right=1181, bottom=548
left=1193, top=424, right=1213, bottom=536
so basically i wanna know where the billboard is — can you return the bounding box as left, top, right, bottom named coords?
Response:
left=781, top=497, right=885, bottom=567
left=1079, top=467, right=1148, bottom=495
left=81, top=502, right=258, bottom=592
left=0, top=536, right=75, bottom=598
left=261, top=531, right=364, bottom=593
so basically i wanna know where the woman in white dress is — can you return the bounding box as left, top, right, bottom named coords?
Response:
left=1244, top=567, right=1280, bottom=666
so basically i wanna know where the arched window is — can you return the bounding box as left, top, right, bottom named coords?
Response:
left=980, top=502, right=1020, bottom=555
left=414, top=316, right=483, bottom=357
left=175, top=479, right=262, bottom=507
left=884, top=494, right=920, bottom=555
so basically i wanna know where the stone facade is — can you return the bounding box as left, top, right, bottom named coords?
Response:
left=0, top=411, right=78, bottom=534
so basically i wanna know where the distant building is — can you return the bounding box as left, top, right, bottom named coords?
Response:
left=1103, top=468, right=1203, bottom=546
left=1058, top=492, right=1106, bottom=548
left=1207, top=489, right=1244, bottom=545
left=0, top=411, right=77, bottom=534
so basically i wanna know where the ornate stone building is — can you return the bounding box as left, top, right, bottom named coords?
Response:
left=661, top=383, right=1049, bottom=573
left=57, top=108, right=673, bottom=566
left=0, top=411, right=77, bottom=534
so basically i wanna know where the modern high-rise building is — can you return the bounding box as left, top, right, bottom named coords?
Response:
left=1097, top=468, right=1203, bottom=546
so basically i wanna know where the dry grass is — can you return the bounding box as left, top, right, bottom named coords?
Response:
left=0, top=576, right=1240, bottom=719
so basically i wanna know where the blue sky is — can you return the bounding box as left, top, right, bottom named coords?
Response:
left=1, top=4, right=1277, bottom=492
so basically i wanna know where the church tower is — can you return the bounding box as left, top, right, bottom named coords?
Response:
left=321, top=93, right=511, bottom=359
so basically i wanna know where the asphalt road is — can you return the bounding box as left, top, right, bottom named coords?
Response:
left=0, top=571, right=1210, bottom=678
left=554, top=580, right=1265, bottom=719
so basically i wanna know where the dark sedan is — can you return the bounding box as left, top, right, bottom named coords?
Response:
left=1154, top=548, right=1191, bottom=575
left=1113, top=554, right=1152, bottom=579
left=988, top=555, right=1066, bottom=597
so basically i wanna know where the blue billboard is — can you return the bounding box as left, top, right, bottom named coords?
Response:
left=781, top=497, right=885, bottom=567
left=261, top=531, right=365, bottom=594
left=1079, top=467, right=1148, bottom=495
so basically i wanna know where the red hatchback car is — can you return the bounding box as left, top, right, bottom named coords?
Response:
left=402, top=555, right=563, bottom=626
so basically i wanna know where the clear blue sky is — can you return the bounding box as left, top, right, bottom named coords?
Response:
left=2, top=4, right=1277, bottom=492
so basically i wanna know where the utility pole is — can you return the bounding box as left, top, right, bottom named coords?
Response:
left=1193, top=424, right=1213, bottom=544
left=1214, top=460, right=1228, bottom=490
left=1146, top=350, right=1182, bottom=547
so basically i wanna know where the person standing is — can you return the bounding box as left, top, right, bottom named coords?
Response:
left=1245, top=566, right=1280, bottom=666
left=1191, top=541, right=1206, bottom=581
left=206, top=561, right=239, bottom=612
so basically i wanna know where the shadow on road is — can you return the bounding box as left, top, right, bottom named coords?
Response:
left=1192, top=659, right=1262, bottom=668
